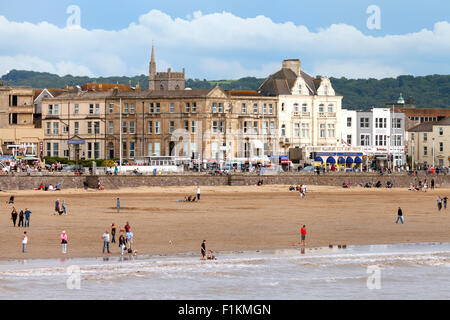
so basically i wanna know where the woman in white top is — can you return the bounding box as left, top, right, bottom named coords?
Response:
left=22, top=232, right=28, bottom=253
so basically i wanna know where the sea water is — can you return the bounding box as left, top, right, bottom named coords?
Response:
left=0, top=242, right=449, bottom=300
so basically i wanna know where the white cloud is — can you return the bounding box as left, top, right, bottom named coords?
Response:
left=0, top=11, right=448, bottom=79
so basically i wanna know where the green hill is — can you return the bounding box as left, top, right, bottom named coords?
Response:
left=2, top=70, right=449, bottom=109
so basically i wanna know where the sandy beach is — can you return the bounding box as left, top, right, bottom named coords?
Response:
left=0, top=185, right=449, bottom=261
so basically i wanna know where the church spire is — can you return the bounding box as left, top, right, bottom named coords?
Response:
left=149, top=41, right=156, bottom=90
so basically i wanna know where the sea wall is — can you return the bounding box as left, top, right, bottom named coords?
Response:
left=0, top=173, right=449, bottom=190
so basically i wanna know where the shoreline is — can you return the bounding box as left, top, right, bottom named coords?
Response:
left=1, top=240, right=449, bottom=264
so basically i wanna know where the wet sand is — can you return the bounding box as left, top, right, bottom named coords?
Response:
left=0, top=185, right=449, bottom=260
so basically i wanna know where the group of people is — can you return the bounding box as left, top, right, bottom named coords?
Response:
left=10, top=207, right=32, bottom=227
left=54, top=199, right=67, bottom=215
left=37, top=183, right=62, bottom=191
left=408, top=179, right=435, bottom=192
left=103, top=222, right=135, bottom=255
left=436, top=196, right=448, bottom=211
left=200, top=240, right=216, bottom=260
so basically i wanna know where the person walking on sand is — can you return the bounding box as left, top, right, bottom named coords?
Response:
left=18, top=210, right=24, bottom=227
left=60, top=231, right=68, bottom=254
left=11, top=207, right=18, bottom=227
left=443, top=196, right=448, bottom=210
left=118, top=231, right=127, bottom=256
left=126, top=229, right=134, bottom=252
left=111, top=223, right=117, bottom=243
left=102, top=231, right=111, bottom=254
left=22, top=232, right=28, bottom=253
left=396, top=207, right=404, bottom=224
left=24, top=208, right=31, bottom=227
left=431, top=179, right=435, bottom=190
left=300, top=225, right=307, bottom=246
left=197, top=186, right=201, bottom=201
left=55, top=199, right=60, bottom=215
left=62, top=200, right=67, bottom=215
left=124, top=221, right=131, bottom=233
left=437, top=196, right=442, bottom=211
left=116, top=198, right=121, bottom=213
left=201, top=240, right=206, bottom=260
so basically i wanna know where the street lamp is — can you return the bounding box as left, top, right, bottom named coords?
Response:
left=432, top=137, right=435, bottom=169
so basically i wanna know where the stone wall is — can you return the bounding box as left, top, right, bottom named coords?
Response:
left=0, top=173, right=449, bottom=191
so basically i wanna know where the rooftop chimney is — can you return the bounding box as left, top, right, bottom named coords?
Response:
left=282, top=59, right=301, bottom=76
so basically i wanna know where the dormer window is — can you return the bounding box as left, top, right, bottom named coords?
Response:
left=324, top=85, right=328, bottom=95
left=298, top=85, right=302, bottom=95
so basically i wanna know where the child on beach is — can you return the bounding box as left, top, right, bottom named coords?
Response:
left=300, top=225, right=307, bottom=246
left=22, top=232, right=28, bottom=253
left=60, top=231, right=68, bottom=254
left=118, top=231, right=127, bottom=256
left=396, top=207, right=404, bottom=224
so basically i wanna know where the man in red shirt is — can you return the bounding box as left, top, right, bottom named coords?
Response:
left=300, top=225, right=307, bottom=246
left=124, top=221, right=131, bottom=233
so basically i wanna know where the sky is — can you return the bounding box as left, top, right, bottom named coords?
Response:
left=0, top=0, right=449, bottom=80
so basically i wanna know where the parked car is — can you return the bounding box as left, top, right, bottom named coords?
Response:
left=62, top=165, right=83, bottom=172
left=301, top=166, right=315, bottom=172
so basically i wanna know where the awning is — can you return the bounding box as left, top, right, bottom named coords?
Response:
left=315, top=157, right=323, bottom=163
left=338, top=157, right=345, bottom=164
left=22, top=156, right=39, bottom=161
left=354, top=157, right=362, bottom=164
left=346, top=157, right=354, bottom=164
left=326, top=156, right=336, bottom=164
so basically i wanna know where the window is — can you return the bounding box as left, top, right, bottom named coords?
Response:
left=212, top=121, right=218, bottom=133
left=63, top=125, right=69, bottom=134
left=392, top=118, right=401, bottom=129
left=375, top=135, right=387, bottom=146
left=269, top=104, right=273, bottom=114
left=129, top=142, right=135, bottom=158
left=155, top=121, right=160, bottom=134
left=108, top=121, right=113, bottom=134
left=185, top=103, right=190, bottom=113
left=281, top=103, right=285, bottom=112
left=270, top=122, right=275, bottom=135
left=440, top=142, right=444, bottom=152
left=327, top=124, right=335, bottom=138
left=192, top=102, right=197, bottom=113
left=218, top=103, right=224, bottom=113
left=154, top=142, right=161, bottom=156
left=53, top=122, right=59, bottom=135
left=124, top=103, right=129, bottom=114
left=243, top=121, right=248, bottom=134
left=212, top=103, right=217, bottom=113
left=294, top=123, right=300, bottom=137
left=46, top=142, right=51, bottom=157
left=129, top=121, right=135, bottom=134
left=375, top=118, right=387, bottom=128
left=148, top=121, right=153, bottom=134
left=253, top=121, right=258, bottom=135
left=130, top=103, right=135, bottom=114
left=324, top=85, right=328, bottom=95
left=281, top=124, right=286, bottom=137
left=319, top=104, right=324, bottom=113
left=122, top=121, right=127, bottom=134
left=263, top=104, right=267, bottom=114
left=392, top=135, right=402, bottom=146
left=54, top=105, right=59, bottom=115
left=156, top=103, right=161, bottom=113
left=150, top=103, right=154, bottom=113
left=424, top=146, right=428, bottom=156
left=301, top=123, right=309, bottom=138
left=347, top=135, right=352, bottom=145
left=263, top=121, right=268, bottom=135
left=75, top=104, right=79, bottom=115
left=94, top=142, right=100, bottom=159
left=147, top=143, right=153, bottom=157
left=302, top=104, right=307, bottom=112
left=48, top=105, right=53, bottom=115
left=169, top=121, right=175, bottom=134
left=89, top=104, right=94, bottom=114
left=170, top=103, right=175, bottom=113
left=439, top=127, right=443, bottom=136
left=74, top=122, right=79, bottom=135
left=362, top=135, right=370, bottom=146
left=53, top=143, right=59, bottom=157
left=108, top=103, right=113, bottom=114
left=424, top=133, right=428, bottom=141
left=320, top=124, right=325, bottom=138
left=221, top=121, right=226, bottom=133
left=347, top=117, right=352, bottom=127
left=94, top=122, right=99, bottom=134
left=95, top=104, right=100, bottom=114
left=328, top=104, right=333, bottom=113
left=122, top=142, right=127, bottom=157
left=241, top=103, right=247, bottom=114
left=360, top=117, right=369, bottom=128
left=293, top=103, right=299, bottom=113
left=253, top=104, right=258, bottom=114
left=191, top=121, right=197, bottom=134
